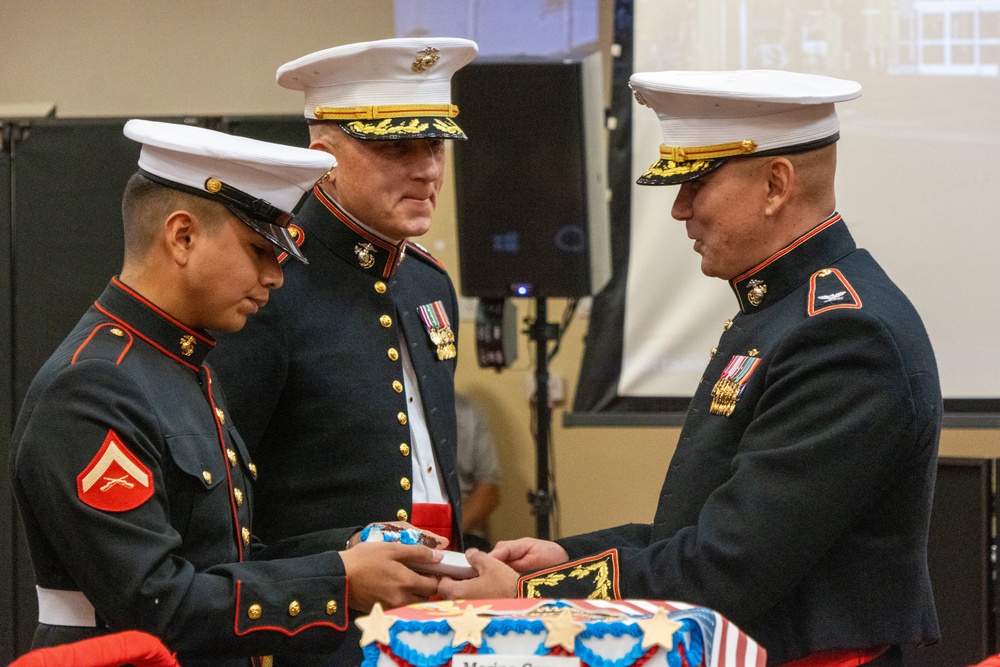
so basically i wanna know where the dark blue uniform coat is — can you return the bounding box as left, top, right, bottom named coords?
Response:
left=210, top=189, right=461, bottom=666
left=11, top=279, right=353, bottom=667
left=521, top=215, right=941, bottom=666
left=210, top=187, right=461, bottom=544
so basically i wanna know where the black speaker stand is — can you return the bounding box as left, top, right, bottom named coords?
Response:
left=525, top=298, right=560, bottom=540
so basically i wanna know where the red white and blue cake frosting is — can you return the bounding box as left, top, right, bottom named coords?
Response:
left=357, top=599, right=765, bottom=667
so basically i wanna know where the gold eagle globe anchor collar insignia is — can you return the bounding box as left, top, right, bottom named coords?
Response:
left=746, top=279, right=767, bottom=307
left=355, top=242, right=376, bottom=269
left=417, top=301, right=456, bottom=360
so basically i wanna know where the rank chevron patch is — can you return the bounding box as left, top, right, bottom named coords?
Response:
left=76, top=429, right=154, bottom=512
left=808, top=268, right=862, bottom=316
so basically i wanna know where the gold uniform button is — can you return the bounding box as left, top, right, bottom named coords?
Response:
left=288, top=600, right=301, bottom=617
left=392, top=380, right=403, bottom=393
left=249, top=463, right=258, bottom=477
left=202, top=471, right=212, bottom=485
left=387, top=348, right=399, bottom=361
left=227, top=449, right=237, bottom=467
left=399, top=443, right=410, bottom=457
left=109, top=327, right=124, bottom=337
left=723, top=319, right=733, bottom=331
left=326, top=600, right=338, bottom=615
left=397, top=412, right=407, bottom=425
left=289, top=226, right=300, bottom=239
left=242, top=527, right=251, bottom=546
left=215, top=407, right=225, bottom=424
left=248, top=604, right=262, bottom=620
left=380, top=315, right=393, bottom=328
left=400, top=477, right=411, bottom=491
left=397, top=509, right=408, bottom=522
left=374, top=281, right=387, bottom=294
left=234, top=488, right=244, bottom=507
left=710, top=347, right=718, bottom=358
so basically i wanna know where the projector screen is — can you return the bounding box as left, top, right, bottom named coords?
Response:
left=573, top=0, right=1000, bottom=418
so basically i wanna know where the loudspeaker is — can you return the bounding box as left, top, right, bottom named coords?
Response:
left=902, top=457, right=994, bottom=667
left=452, top=53, right=611, bottom=298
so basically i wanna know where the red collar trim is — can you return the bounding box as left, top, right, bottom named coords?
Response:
left=93, top=302, right=201, bottom=373
left=732, top=213, right=842, bottom=285
left=313, top=186, right=405, bottom=279
left=111, top=277, right=214, bottom=346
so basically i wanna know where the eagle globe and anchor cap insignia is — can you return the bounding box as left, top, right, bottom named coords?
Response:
left=77, top=429, right=154, bottom=511
left=412, top=46, right=441, bottom=73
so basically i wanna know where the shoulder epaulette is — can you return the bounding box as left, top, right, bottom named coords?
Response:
left=405, top=240, right=446, bottom=272
left=276, top=224, right=306, bottom=265
left=71, top=322, right=134, bottom=366
left=808, top=267, right=862, bottom=316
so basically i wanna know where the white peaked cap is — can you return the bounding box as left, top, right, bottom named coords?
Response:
left=123, top=119, right=337, bottom=262
left=628, top=70, right=862, bottom=185
left=124, top=119, right=335, bottom=213
left=277, top=37, right=478, bottom=140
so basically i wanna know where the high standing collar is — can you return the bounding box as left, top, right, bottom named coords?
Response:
left=727, top=213, right=857, bottom=314
left=94, top=278, right=215, bottom=371
left=306, top=187, right=409, bottom=279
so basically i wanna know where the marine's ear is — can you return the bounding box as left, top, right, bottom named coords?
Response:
left=764, top=156, right=795, bottom=217
left=162, top=210, right=198, bottom=266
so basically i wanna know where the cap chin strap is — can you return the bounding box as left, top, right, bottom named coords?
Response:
left=137, top=169, right=291, bottom=229
left=135, top=169, right=308, bottom=265
left=312, top=103, right=460, bottom=121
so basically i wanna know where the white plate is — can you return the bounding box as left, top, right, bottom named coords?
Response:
left=413, top=551, right=477, bottom=579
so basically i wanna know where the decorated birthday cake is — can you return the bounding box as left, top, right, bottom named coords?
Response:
left=357, top=598, right=765, bottom=667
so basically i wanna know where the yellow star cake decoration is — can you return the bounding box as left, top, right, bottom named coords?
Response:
left=542, top=608, right=586, bottom=652
left=447, top=604, right=492, bottom=648
left=356, top=602, right=400, bottom=647
left=636, top=608, right=684, bottom=651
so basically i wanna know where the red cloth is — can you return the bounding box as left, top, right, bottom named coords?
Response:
left=9, top=630, right=180, bottom=667
left=779, top=646, right=887, bottom=667
left=410, top=502, right=452, bottom=549
left=970, top=655, right=1000, bottom=667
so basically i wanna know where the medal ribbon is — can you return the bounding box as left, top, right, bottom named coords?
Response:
left=417, top=301, right=456, bottom=360
left=710, top=355, right=761, bottom=416
left=721, top=355, right=760, bottom=397
left=417, top=301, right=451, bottom=331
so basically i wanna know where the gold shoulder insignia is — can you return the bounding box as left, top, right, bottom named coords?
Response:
left=808, top=267, right=862, bottom=316
left=518, top=549, right=620, bottom=600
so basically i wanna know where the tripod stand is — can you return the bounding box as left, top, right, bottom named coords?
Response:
left=525, top=297, right=561, bottom=540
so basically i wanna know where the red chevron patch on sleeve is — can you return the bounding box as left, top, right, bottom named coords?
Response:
left=76, top=429, right=154, bottom=512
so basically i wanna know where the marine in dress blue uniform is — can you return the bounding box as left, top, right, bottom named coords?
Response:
left=10, top=121, right=357, bottom=667
left=212, top=186, right=462, bottom=545
left=443, top=71, right=941, bottom=667
left=209, top=38, right=478, bottom=667
left=210, top=39, right=478, bottom=551
left=524, top=213, right=941, bottom=665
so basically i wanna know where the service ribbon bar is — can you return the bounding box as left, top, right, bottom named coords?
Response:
left=417, top=301, right=456, bottom=361
left=710, top=354, right=761, bottom=417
